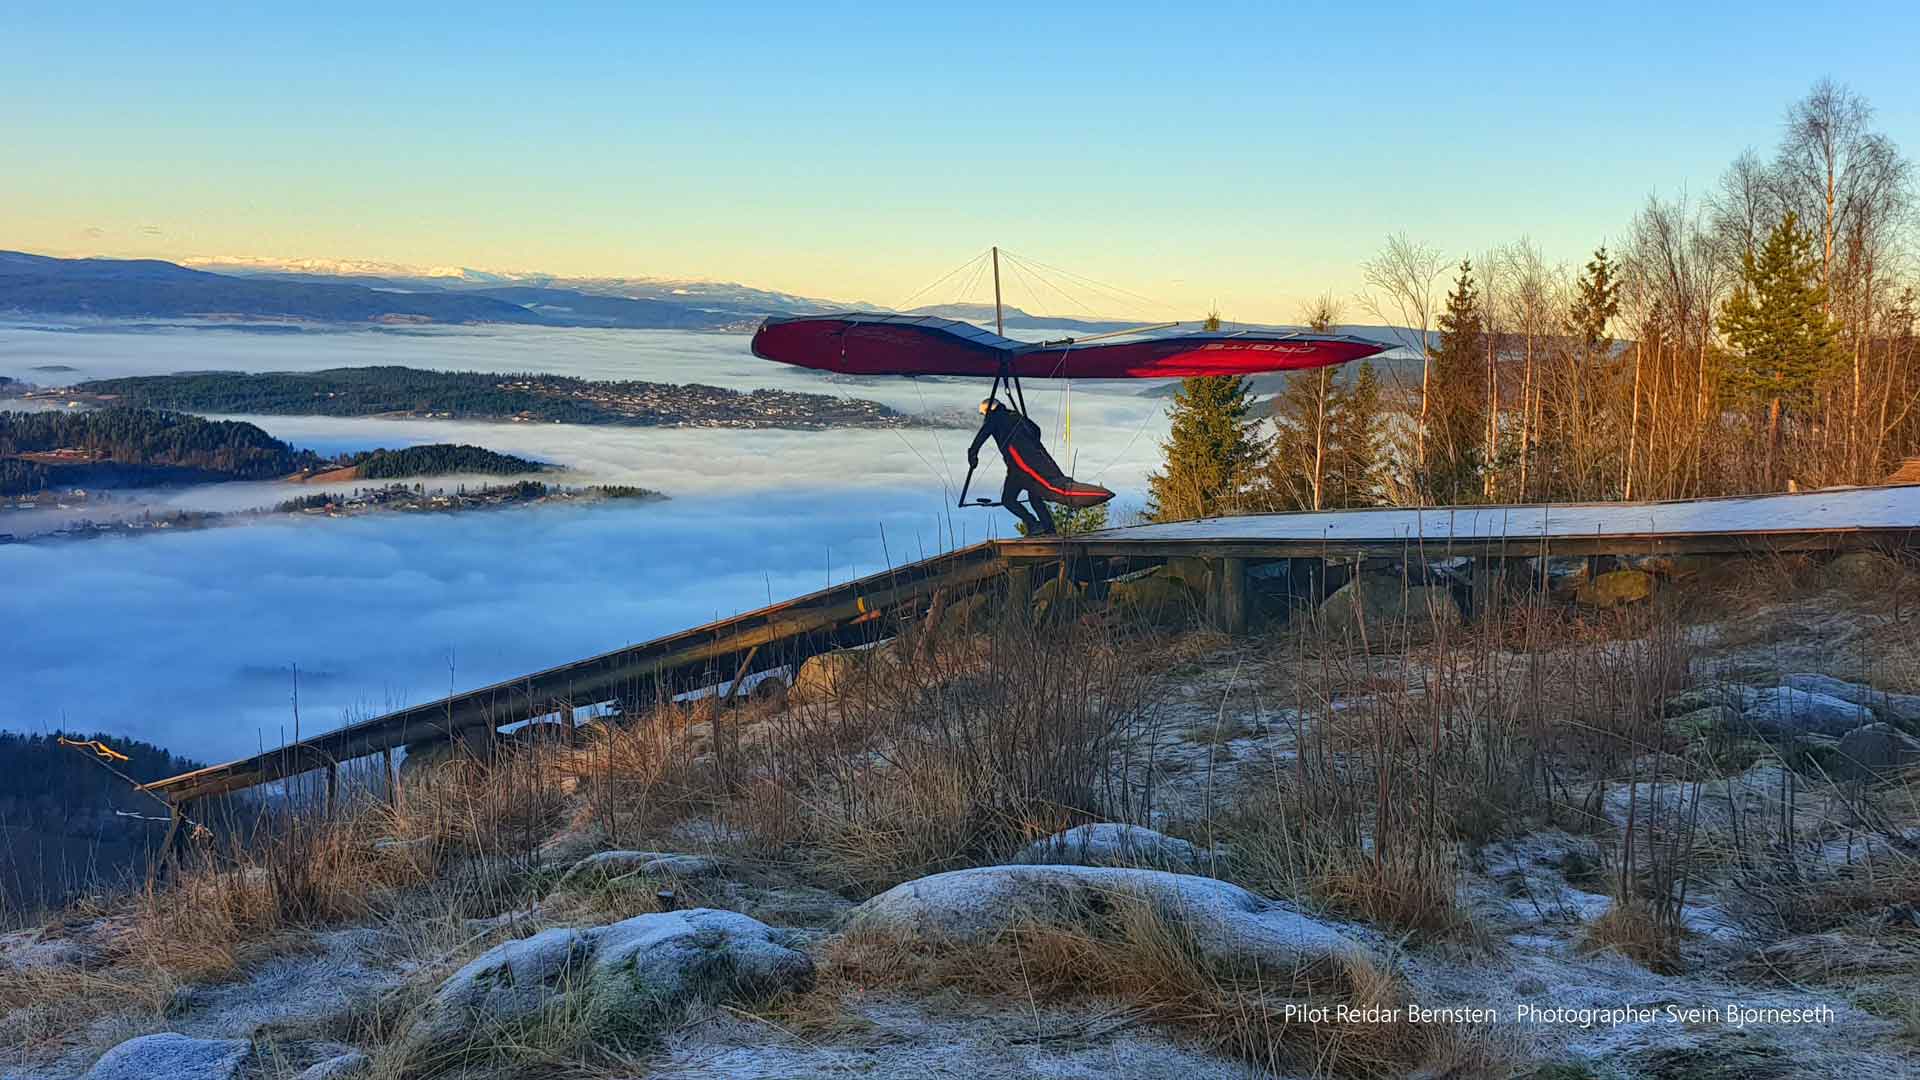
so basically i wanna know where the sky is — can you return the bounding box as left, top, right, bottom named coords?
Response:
left=5, top=2, right=1920, bottom=322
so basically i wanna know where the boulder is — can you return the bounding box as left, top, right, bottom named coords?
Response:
left=937, top=591, right=991, bottom=633
left=1834, top=723, right=1920, bottom=781
left=790, top=642, right=894, bottom=702
left=1108, top=572, right=1198, bottom=627
left=1013, top=824, right=1208, bottom=871
left=1526, top=556, right=1592, bottom=598
left=83, top=1034, right=252, bottom=1080
left=582, top=908, right=814, bottom=1024
left=1630, top=554, right=1717, bottom=580
left=295, top=1051, right=371, bottom=1080
left=1823, top=551, right=1891, bottom=586
left=848, top=866, right=1366, bottom=983
left=556, top=850, right=726, bottom=892
left=1666, top=704, right=1741, bottom=739
left=1315, top=575, right=1461, bottom=645
left=1031, top=576, right=1085, bottom=622
left=1781, top=674, right=1920, bottom=726
left=402, top=909, right=811, bottom=1065
left=403, top=926, right=597, bottom=1060
left=1733, top=686, right=1876, bottom=737
left=1575, top=569, right=1654, bottom=609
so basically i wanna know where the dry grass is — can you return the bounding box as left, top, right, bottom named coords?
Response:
left=811, top=891, right=1509, bottom=1079
left=1579, top=899, right=1684, bottom=974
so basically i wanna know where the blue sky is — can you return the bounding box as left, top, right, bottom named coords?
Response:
left=5, top=2, right=1918, bottom=320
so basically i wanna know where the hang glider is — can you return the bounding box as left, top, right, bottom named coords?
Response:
left=750, top=312, right=1389, bottom=380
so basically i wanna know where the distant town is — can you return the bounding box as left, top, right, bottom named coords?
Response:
left=27, top=365, right=943, bottom=430
left=0, top=480, right=665, bottom=544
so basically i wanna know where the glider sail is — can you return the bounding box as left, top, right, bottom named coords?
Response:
left=751, top=312, right=1389, bottom=380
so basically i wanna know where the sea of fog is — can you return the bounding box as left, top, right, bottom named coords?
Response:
left=1, top=322, right=1175, bottom=761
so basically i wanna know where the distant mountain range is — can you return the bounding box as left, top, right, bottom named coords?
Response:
left=0, top=252, right=1432, bottom=370
left=0, top=251, right=839, bottom=331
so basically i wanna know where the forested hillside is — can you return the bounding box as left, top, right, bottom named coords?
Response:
left=0, top=407, right=319, bottom=494
left=346, top=444, right=548, bottom=479
left=0, top=731, right=205, bottom=910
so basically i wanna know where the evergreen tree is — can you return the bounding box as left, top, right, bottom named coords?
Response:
left=1567, top=247, right=1621, bottom=360
left=1018, top=502, right=1108, bottom=537
left=1146, top=373, right=1268, bottom=522
left=1263, top=359, right=1386, bottom=511
left=1422, top=261, right=1487, bottom=503
left=1717, top=211, right=1838, bottom=473
left=1329, top=361, right=1385, bottom=506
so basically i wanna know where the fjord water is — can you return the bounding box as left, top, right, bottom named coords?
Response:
left=0, top=323, right=1169, bottom=761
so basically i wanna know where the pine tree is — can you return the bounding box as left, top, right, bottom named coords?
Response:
left=1147, top=374, right=1268, bottom=522
left=1718, top=212, right=1838, bottom=476
left=1422, top=261, right=1487, bottom=503
left=1328, top=360, right=1385, bottom=506
left=1567, top=247, right=1621, bottom=360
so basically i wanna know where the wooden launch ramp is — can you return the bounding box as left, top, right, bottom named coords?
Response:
left=143, top=485, right=1920, bottom=809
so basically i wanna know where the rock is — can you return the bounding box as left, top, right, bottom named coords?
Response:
left=1733, top=686, right=1877, bottom=737
left=1834, top=723, right=1920, bottom=780
left=557, top=850, right=727, bottom=892
left=83, top=1034, right=252, bottom=1080
left=1526, top=556, right=1591, bottom=597
left=790, top=642, right=894, bottom=702
left=848, top=866, right=1366, bottom=983
left=1315, top=574, right=1461, bottom=645
left=938, top=591, right=991, bottom=632
left=582, top=908, right=814, bottom=1024
left=538, top=824, right=611, bottom=868
left=1823, top=551, right=1890, bottom=586
left=0, top=930, right=94, bottom=973
left=402, top=910, right=811, bottom=1065
left=1013, top=824, right=1208, bottom=871
left=1662, top=685, right=1739, bottom=716
left=1575, top=569, right=1654, bottom=609
left=403, top=926, right=597, bottom=1061
left=1108, top=571, right=1198, bottom=627
left=1630, top=553, right=1717, bottom=580
left=1031, top=576, right=1085, bottom=622
left=1781, top=674, right=1920, bottom=725
left=1666, top=704, right=1741, bottom=739
left=295, top=1051, right=371, bottom=1080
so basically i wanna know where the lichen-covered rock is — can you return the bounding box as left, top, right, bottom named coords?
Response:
left=83, top=1034, right=252, bottom=1080
left=557, top=850, right=726, bottom=893
left=1733, top=686, right=1876, bottom=737
left=401, top=910, right=811, bottom=1066
left=847, top=866, right=1366, bottom=982
left=404, top=926, right=597, bottom=1060
left=1782, top=674, right=1920, bottom=726
left=583, top=908, right=814, bottom=1024
left=1031, top=576, right=1086, bottom=622
left=1013, top=824, right=1208, bottom=871
left=1316, top=575, right=1461, bottom=645
left=1835, top=723, right=1920, bottom=780
left=1665, top=705, right=1741, bottom=739
left=790, top=641, right=895, bottom=701
left=295, top=1050, right=371, bottom=1080
left=1576, top=569, right=1654, bottom=609
left=1108, top=572, right=1198, bottom=627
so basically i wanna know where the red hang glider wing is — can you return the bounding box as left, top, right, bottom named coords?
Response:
left=751, top=313, right=1388, bottom=379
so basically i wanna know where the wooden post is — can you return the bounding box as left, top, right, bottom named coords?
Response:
left=1221, top=557, right=1251, bottom=634
left=382, top=747, right=397, bottom=806
left=325, top=762, right=339, bottom=819
left=1005, top=563, right=1032, bottom=618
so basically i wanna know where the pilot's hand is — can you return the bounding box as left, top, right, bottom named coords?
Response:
left=967, top=450, right=979, bottom=468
